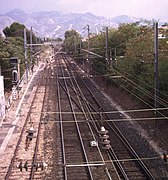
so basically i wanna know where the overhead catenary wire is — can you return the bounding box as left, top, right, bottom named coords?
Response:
left=112, top=76, right=168, bottom=120
left=113, top=68, right=168, bottom=108
left=77, top=48, right=167, bottom=108
left=39, top=116, right=168, bottom=123
left=64, top=154, right=162, bottom=166
left=81, top=24, right=168, bottom=108
left=28, top=106, right=168, bottom=115
left=114, top=78, right=158, bottom=108
left=113, top=80, right=168, bottom=124
left=78, top=45, right=168, bottom=109
left=76, top=59, right=168, bottom=109
left=117, top=68, right=168, bottom=100
left=114, top=68, right=168, bottom=107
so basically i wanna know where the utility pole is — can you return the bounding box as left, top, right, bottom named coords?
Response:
left=87, top=25, right=90, bottom=51
left=154, top=22, right=158, bottom=109
left=30, top=26, right=33, bottom=70
left=109, top=50, right=112, bottom=68
left=114, top=48, right=117, bottom=67
left=79, top=36, right=82, bottom=54
left=154, top=21, right=159, bottom=127
left=105, top=27, right=109, bottom=70
left=87, top=25, right=90, bottom=75
left=17, top=59, right=21, bottom=81
left=74, top=35, right=77, bottom=54
left=24, top=28, right=28, bottom=83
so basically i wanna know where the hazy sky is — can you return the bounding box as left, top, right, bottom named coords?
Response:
left=0, top=0, right=168, bottom=21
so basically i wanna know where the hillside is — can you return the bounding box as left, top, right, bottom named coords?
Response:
left=0, top=9, right=140, bottom=38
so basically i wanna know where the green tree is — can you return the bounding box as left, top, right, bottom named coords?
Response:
left=0, top=36, right=25, bottom=88
left=3, top=22, right=25, bottom=37
left=1, top=22, right=38, bottom=89
left=63, top=30, right=81, bottom=54
left=63, top=22, right=168, bottom=99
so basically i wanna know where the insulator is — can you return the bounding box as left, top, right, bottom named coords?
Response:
left=100, top=140, right=110, bottom=145
left=98, top=126, right=108, bottom=135
left=99, top=134, right=109, bottom=140
left=102, top=144, right=111, bottom=150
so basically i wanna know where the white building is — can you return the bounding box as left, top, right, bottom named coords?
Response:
left=0, top=76, right=5, bottom=121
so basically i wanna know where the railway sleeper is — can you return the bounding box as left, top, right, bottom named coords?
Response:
left=17, top=161, right=47, bottom=171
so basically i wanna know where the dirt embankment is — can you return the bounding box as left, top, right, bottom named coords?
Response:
left=93, top=75, right=168, bottom=150
left=92, top=75, right=168, bottom=178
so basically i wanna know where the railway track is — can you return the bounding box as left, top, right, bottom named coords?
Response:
left=1, top=51, right=161, bottom=179
left=56, top=53, right=155, bottom=179
left=80, top=78, right=155, bottom=179
left=3, top=63, right=48, bottom=180
left=56, top=57, right=114, bottom=179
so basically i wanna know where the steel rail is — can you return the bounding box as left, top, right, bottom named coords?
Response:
left=56, top=59, right=68, bottom=180
left=80, top=76, right=155, bottom=180
left=60, top=57, right=93, bottom=179
left=65, top=55, right=155, bottom=179
left=64, top=55, right=127, bottom=179
left=63, top=57, right=107, bottom=166
left=29, top=71, right=49, bottom=179
left=59, top=58, right=94, bottom=180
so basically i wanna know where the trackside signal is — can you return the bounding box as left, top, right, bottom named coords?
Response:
left=12, top=70, right=18, bottom=84
left=10, top=57, right=18, bottom=65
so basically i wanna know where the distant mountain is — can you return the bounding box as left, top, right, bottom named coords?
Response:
left=5, top=9, right=29, bottom=23
left=31, top=10, right=64, bottom=21
left=112, top=15, right=140, bottom=24
left=0, top=15, right=14, bottom=36
left=0, top=9, right=141, bottom=38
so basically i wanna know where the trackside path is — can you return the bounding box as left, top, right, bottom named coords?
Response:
left=0, top=63, right=46, bottom=179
